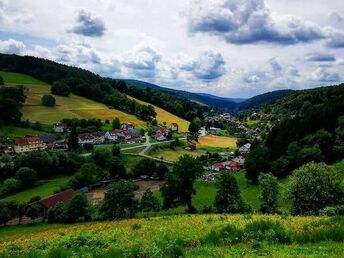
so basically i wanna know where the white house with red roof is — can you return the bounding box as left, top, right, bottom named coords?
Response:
left=14, top=136, right=47, bottom=153
left=155, top=127, right=167, bottom=141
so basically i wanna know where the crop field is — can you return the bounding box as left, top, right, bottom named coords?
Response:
left=197, top=135, right=237, bottom=149
left=1, top=71, right=147, bottom=127
left=128, top=96, right=190, bottom=132
left=0, top=214, right=343, bottom=257
left=0, top=176, right=70, bottom=203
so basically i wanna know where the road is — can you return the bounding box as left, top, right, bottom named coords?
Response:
left=81, top=133, right=186, bottom=164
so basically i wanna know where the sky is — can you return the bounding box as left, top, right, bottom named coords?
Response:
left=0, top=0, right=344, bottom=98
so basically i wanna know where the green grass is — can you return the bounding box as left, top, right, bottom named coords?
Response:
left=0, top=176, right=71, bottom=203
left=121, top=146, right=146, bottom=154
left=0, top=71, right=47, bottom=85
left=0, top=125, right=44, bottom=138
left=0, top=214, right=343, bottom=257
left=121, top=155, right=144, bottom=174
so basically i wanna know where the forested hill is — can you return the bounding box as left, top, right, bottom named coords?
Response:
left=238, top=89, right=294, bottom=110
left=0, top=54, right=208, bottom=121
left=245, top=83, right=344, bottom=183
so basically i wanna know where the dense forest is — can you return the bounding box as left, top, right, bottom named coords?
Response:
left=246, top=84, right=344, bottom=182
left=0, top=85, right=26, bottom=123
left=0, top=54, right=207, bottom=121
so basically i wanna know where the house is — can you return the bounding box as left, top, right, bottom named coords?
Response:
left=170, top=123, right=179, bottom=132
left=229, top=160, right=241, bottom=172
left=239, top=143, right=251, bottom=154
left=212, top=162, right=225, bottom=172
left=121, top=122, right=135, bottom=131
left=39, top=134, right=58, bottom=148
left=78, top=133, right=95, bottom=146
left=233, top=155, right=245, bottom=166
left=91, top=132, right=105, bottom=144
left=53, top=139, right=68, bottom=150
left=14, top=136, right=47, bottom=153
left=155, top=127, right=167, bottom=141
left=105, top=130, right=131, bottom=142
left=209, top=127, right=221, bottom=135
left=53, top=123, right=67, bottom=133
left=38, top=189, right=75, bottom=217
left=128, top=128, right=142, bottom=139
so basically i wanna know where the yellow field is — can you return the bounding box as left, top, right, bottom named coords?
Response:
left=128, top=97, right=190, bottom=132
left=11, top=83, right=147, bottom=127
left=197, top=135, right=237, bottom=149
left=152, top=148, right=205, bottom=162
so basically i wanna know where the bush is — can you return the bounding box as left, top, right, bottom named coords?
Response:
left=41, top=94, right=56, bottom=107
left=259, top=173, right=279, bottom=214
left=16, top=167, right=38, bottom=188
left=289, top=162, right=344, bottom=215
left=319, top=205, right=344, bottom=216
left=83, top=143, right=94, bottom=151
left=2, top=178, right=21, bottom=195
left=51, top=81, right=70, bottom=96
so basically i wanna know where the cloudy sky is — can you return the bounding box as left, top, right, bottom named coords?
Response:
left=0, top=0, right=344, bottom=97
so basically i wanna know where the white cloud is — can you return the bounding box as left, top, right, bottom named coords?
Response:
left=0, top=38, right=26, bottom=55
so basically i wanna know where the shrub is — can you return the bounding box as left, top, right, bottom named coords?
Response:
left=319, top=205, right=344, bottom=216
left=16, top=167, right=38, bottom=188
left=2, top=178, right=21, bottom=195
left=41, top=94, right=56, bottom=107
left=259, top=173, right=279, bottom=214
left=51, top=81, right=70, bottom=96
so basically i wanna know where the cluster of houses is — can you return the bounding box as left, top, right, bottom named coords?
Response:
left=211, top=143, right=251, bottom=173
left=205, top=113, right=238, bottom=125
left=9, top=122, right=179, bottom=154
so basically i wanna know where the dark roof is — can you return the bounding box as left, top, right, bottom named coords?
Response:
left=91, top=132, right=105, bottom=137
left=78, top=133, right=95, bottom=141
left=40, top=134, right=58, bottom=144
left=39, top=189, right=75, bottom=209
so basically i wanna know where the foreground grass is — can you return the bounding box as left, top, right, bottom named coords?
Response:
left=0, top=214, right=343, bottom=257
left=0, top=177, right=70, bottom=203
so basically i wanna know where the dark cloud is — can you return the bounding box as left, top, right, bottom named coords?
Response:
left=181, top=51, right=226, bottom=80
left=305, top=53, right=336, bottom=62
left=70, top=10, right=106, bottom=37
left=327, top=34, right=344, bottom=48
left=269, top=58, right=282, bottom=73
left=188, top=0, right=325, bottom=45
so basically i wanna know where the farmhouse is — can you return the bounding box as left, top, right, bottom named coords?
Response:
left=91, top=132, right=105, bottom=144
left=212, top=162, right=225, bottom=172
left=229, top=160, right=241, bottom=172
left=121, top=122, right=135, bottom=131
left=233, top=155, right=245, bottom=166
left=209, top=127, right=221, bottom=135
left=38, top=189, right=75, bottom=217
left=239, top=143, right=251, bottom=154
left=78, top=133, right=95, bottom=146
left=40, top=134, right=58, bottom=148
left=14, top=136, right=47, bottom=153
left=155, top=127, right=167, bottom=141
left=53, top=122, right=67, bottom=133
left=170, top=123, right=179, bottom=132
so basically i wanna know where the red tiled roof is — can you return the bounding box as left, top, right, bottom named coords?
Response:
left=39, top=189, right=75, bottom=209
left=26, top=137, right=43, bottom=143
left=214, top=163, right=225, bottom=169
left=15, top=137, right=42, bottom=146
left=15, top=138, right=28, bottom=146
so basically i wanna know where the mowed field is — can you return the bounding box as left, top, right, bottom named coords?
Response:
left=0, top=71, right=145, bottom=127
left=197, top=135, right=237, bottom=149
left=128, top=96, right=190, bottom=132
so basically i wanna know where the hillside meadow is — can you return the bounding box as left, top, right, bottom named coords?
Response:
left=0, top=214, right=343, bottom=257
left=1, top=71, right=189, bottom=131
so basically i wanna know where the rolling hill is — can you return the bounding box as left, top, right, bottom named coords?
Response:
left=0, top=71, right=190, bottom=130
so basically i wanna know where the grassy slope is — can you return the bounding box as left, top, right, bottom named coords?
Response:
left=0, top=176, right=70, bottom=203
left=0, top=125, right=43, bottom=138
left=1, top=71, right=147, bottom=127
left=128, top=96, right=190, bottom=132
left=0, top=214, right=343, bottom=257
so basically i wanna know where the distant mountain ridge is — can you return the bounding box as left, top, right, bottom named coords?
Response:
left=125, top=79, right=294, bottom=111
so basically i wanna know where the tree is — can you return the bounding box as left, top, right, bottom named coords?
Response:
left=0, top=207, right=11, bottom=226
left=0, top=75, right=4, bottom=85
left=109, top=157, right=126, bottom=179
left=66, top=193, right=90, bottom=223
left=161, top=155, right=203, bottom=212
left=70, top=163, right=104, bottom=188
left=214, top=173, right=246, bottom=213
left=188, top=117, right=201, bottom=136
left=41, top=94, right=56, bottom=107
left=2, top=178, right=21, bottom=195
left=68, top=125, right=79, bottom=151
left=101, top=180, right=137, bottom=220
left=259, top=173, right=279, bottom=214
left=140, top=189, right=160, bottom=212
left=16, top=167, right=38, bottom=188
left=26, top=204, right=40, bottom=223
left=245, top=147, right=271, bottom=184
left=51, top=81, right=70, bottom=96
left=48, top=202, right=67, bottom=223
left=156, top=163, right=169, bottom=180
left=112, top=145, right=121, bottom=156
left=289, top=162, right=344, bottom=215
left=92, top=149, right=113, bottom=169
left=112, top=118, right=121, bottom=129
left=132, top=158, right=157, bottom=178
